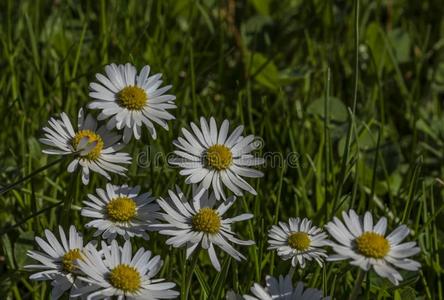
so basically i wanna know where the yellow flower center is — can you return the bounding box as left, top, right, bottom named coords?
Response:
left=355, top=231, right=390, bottom=258
left=62, top=248, right=83, bottom=273
left=287, top=232, right=311, bottom=251
left=206, top=144, right=233, bottom=170
left=109, top=264, right=141, bottom=293
left=191, top=208, right=221, bottom=234
left=117, top=86, right=147, bottom=110
left=72, top=130, right=104, bottom=161
left=106, top=196, right=137, bottom=222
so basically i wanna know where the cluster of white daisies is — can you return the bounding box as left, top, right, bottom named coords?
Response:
left=26, top=63, right=421, bottom=299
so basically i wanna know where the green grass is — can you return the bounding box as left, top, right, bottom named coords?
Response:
left=1, top=0, right=444, bottom=299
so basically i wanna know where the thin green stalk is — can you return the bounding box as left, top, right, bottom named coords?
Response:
left=188, top=39, right=197, bottom=120
left=99, top=0, right=108, bottom=63
left=194, top=266, right=210, bottom=296
left=368, top=125, right=382, bottom=211
left=182, top=252, right=199, bottom=300
left=241, top=197, right=260, bottom=281
left=419, top=270, right=433, bottom=300
left=0, top=157, right=65, bottom=195
left=365, top=271, right=370, bottom=299
left=12, top=285, right=22, bottom=300
left=401, top=160, right=422, bottom=223
left=322, top=266, right=327, bottom=297
left=351, top=0, right=360, bottom=115
left=61, top=171, right=80, bottom=228
left=348, top=269, right=365, bottom=300
left=323, top=67, right=331, bottom=220
left=211, top=257, right=232, bottom=299
left=270, top=165, right=286, bottom=276
left=332, top=0, right=360, bottom=216
left=0, top=201, right=63, bottom=236
left=329, top=0, right=359, bottom=217
left=430, top=185, right=442, bottom=300
left=273, top=165, right=286, bottom=225
left=72, top=22, right=88, bottom=79
left=332, top=110, right=356, bottom=214
left=246, top=80, right=255, bottom=134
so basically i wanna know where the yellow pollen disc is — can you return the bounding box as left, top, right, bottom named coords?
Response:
left=72, top=130, right=104, bottom=161
left=355, top=231, right=390, bottom=258
left=206, top=144, right=233, bottom=170
left=288, top=232, right=311, bottom=251
left=117, top=86, right=147, bottom=110
left=106, top=196, right=137, bottom=222
left=109, top=264, right=141, bottom=293
left=191, top=208, right=221, bottom=234
left=62, top=248, right=83, bottom=273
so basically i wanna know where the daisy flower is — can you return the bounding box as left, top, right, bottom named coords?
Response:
left=225, top=290, right=243, bottom=300
left=81, top=183, right=160, bottom=241
left=25, top=226, right=90, bottom=300
left=153, top=186, right=254, bottom=271
left=243, top=274, right=329, bottom=300
left=170, top=117, right=264, bottom=200
left=325, top=209, right=421, bottom=285
left=73, top=240, right=179, bottom=299
left=268, top=217, right=328, bottom=268
left=39, top=108, right=131, bottom=185
left=88, top=63, right=176, bottom=143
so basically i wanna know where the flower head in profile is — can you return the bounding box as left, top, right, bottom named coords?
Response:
left=268, top=217, right=328, bottom=268
left=88, top=63, right=176, bottom=143
left=73, top=240, right=178, bottom=299
left=326, top=209, right=421, bottom=285
left=152, top=186, right=254, bottom=271
left=25, top=226, right=90, bottom=300
left=243, top=274, right=330, bottom=300
left=81, top=183, right=159, bottom=241
left=170, top=117, right=264, bottom=200
left=39, top=108, right=131, bottom=184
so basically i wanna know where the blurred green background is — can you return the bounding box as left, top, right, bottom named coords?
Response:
left=0, top=0, right=443, bottom=299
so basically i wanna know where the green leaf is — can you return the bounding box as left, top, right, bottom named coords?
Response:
left=249, top=0, right=271, bottom=15
left=399, top=287, right=416, bottom=300
left=307, top=97, right=348, bottom=123
left=432, top=62, right=444, bottom=92
left=194, top=266, right=210, bottom=296
left=14, top=231, right=35, bottom=268
left=365, top=22, right=392, bottom=72
left=1, top=235, right=15, bottom=268
left=245, top=51, right=280, bottom=91
left=416, top=119, right=441, bottom=141
left=388, top=28, right=411, bottom=63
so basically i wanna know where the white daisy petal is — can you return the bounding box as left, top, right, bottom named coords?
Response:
left=172, top=117, right=264, bottom=200
left=88, top=63, right=176, bottom=143
left=81, top=183, right=159, bottom=241
left=244, top=274, right=329, bottom=299
left=326, top=210, right=421, bottom=286
left=74, top=240, right=179, bottom=299
left=39, top=109, right=131, bottom=185
left=207, top=243, right=221, bottom=271
left=386, top=225, right=410, bottom=245
left=152, top=185, right=253, bottom=271
left=268, top=217, right=328, bottom=268
left=26, top=226, right=91, bottom=298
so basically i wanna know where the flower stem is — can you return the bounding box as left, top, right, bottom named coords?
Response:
left=0, top=201, right=63, bottom=236
left=62, top=170, right=80, bottom=228
left=182, top=252, right=199, bottom=300
left=0, top=157, right=65, bottom=195
left=349, top=269, right=365, bottom=300
left=289, top=266, right=296, bottom=278
left=365, top=271, right=371, bottom=299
